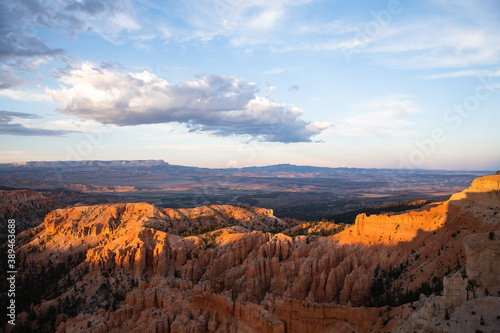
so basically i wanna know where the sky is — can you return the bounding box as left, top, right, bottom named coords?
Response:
left=1, top=0, right=499, bottom=170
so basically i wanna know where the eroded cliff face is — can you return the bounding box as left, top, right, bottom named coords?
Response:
left=463, top=231, right=500, bottom=296
left=391, top=231, right=500, bottom=333
left=7, top=175, right=500, bottom=333
left=0, top=189, right=65, bottom=235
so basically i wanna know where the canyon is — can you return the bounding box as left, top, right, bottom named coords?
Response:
left=1, top=174, right=499, bottom=332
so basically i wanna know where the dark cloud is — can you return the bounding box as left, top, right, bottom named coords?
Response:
left=0, top=0, right=138, bottom=88
left=0, top=70, right=26, bottom=89
left=0, top=110, right=68, bottom=136
left=65, top=0, right=106, bottom=15
left=47, top=64, right=332, bottom=143
left=1, top=0, right=138, bottom=41
left=0, top=122, right=68, bottom=136
left=0, top=2, right=63, bottom=60
left=288, top=84, right=299, bottom=91
left=99, top=61, right=126, bottom=70
left=0, top=29, right=63, bottom=59
left=0, top=111, right=40, bottom=119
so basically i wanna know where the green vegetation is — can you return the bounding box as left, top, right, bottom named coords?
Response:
left=202, top=230, right=223, bottom=248
left=176, top=223, right=232, bottom=237
left=368, top=262, right=444, bottom=307
left=283, top=219, right=346, bottom=237
left=16, top=251, right=87, bottom=317
left=230, top=203, right=251, bottom=209
left=466, top=279, right=479, bottom=300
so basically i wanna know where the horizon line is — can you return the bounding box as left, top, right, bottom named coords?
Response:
left=0, top=159, right=496, bottom=173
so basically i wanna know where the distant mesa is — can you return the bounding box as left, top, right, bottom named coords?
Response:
left=0, top=159, right=170, bottom=168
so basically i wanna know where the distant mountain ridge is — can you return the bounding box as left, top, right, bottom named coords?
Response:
left=0, top=160, right=170, bottom=168
left=0, top=160, right=493, bottom=222
left=0, top=159, right=495, bottom=173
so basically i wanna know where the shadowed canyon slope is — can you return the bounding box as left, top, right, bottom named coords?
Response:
left=0, top=189, right=66, bottom=236
left=2, top=175, right=500, bottom=332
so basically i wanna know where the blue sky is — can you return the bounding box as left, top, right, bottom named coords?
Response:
left=1, top=0, right=499, bottom=170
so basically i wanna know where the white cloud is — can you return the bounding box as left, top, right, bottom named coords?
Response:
left=16, top=117, right=110, bottom=134
left=262, top=1, right=500, bottom=69
left=0, top=88, right=52, bottom=102
left=285, top=14, right=500, bottom=69
left=263, top=67, right=293, bottom=75
left=265, top=85, right=277, bottom=93
left=424, top=69, right=500, bottom=79
left=343, top=95, right=420, bottom=136
left=247, top=9, right=282, bottom=30
left=150, top=0, right=313, bottom=45
left=46, top=62, right=332, bottom=143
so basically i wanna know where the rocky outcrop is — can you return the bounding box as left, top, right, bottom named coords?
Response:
left=442, top=271, right=467, bottom=307
left=463, top=231, right=500, bottom=296
left=391, top=245, right=500, bottom=333
left=466, top=175, right=500, bottom=192
left=273, top=298, right=381, bottom=333
left=450, top=174, right=500, bottom=205
left=43, top=203, right=284, bottom=238
left=343, top=206, right=446, bottom=246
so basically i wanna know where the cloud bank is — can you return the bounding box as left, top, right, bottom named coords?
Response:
left=47, top=63, right=331, bottom=143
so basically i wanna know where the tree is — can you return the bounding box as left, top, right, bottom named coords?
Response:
left=466, top=279, right=479, bottom=300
